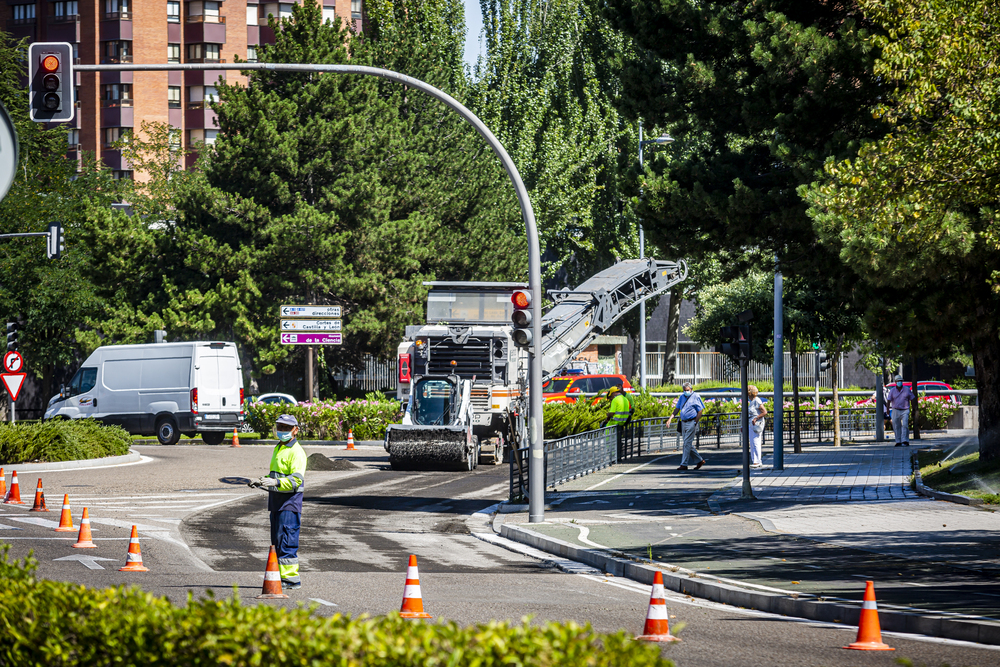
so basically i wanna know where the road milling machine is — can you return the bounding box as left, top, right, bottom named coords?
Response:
left=384, top=258, right=688, bottom=470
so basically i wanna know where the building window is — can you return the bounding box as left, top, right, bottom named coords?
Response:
left=168, top=43, right=180, bottom=63
left=103, top=127, right=130, bottom=148
left=351, top=0, right=361, bottom=19
left=246, top=4, right=258, bottom=26
left=111, top=170, right=133, bottom=180
left=12, top=4, right=35, bottom=23
left=188, top=129, right=219, bottom=146
left=168, top=86, right=181, bottom=108
left=53, top=1, right=79, bottom=21
left=102, top=40, right=132, bottom=63
left=187, top=0, right=224, bottom=23
left=247, top=45, right=258, bottom=63
left=167, top=0, right=179, bottom=22
left=187, top=43, right=221, bottom=63
left=67, top=129, right=80, bottom=148
left=104, top=0, right=131, bottom=19
left=187, top=85, right=218, bottom=109
left=101, top=83, right=133, bottom=107
left=169, top=129, right=181, bottom=149
left=278, top=3, right=293, bottom=19
left=322, top=6, right=335, bottom=23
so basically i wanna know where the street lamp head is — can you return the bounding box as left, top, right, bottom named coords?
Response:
left=641, top=134, right=674, bottom=146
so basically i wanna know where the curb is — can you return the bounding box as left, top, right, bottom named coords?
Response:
left=499, top=522, right=1000, bottom=646
left=911, top=449, right=985, bottom=507
left=132, top=439, right=384, bottom=448
left=0, top=449, right=142, bottom=472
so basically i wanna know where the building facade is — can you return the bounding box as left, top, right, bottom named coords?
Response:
left=3, top=0, right=362, bottom=178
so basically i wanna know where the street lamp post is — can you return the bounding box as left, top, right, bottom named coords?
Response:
left=637, top=122, right=674, bottom=388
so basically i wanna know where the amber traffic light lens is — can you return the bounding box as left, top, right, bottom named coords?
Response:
left=42, top=55, right=60, bottom=72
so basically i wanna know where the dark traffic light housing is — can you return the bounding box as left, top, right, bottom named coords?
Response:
left=511, top=290, right=532, bottom=348
left=29, top=42, right=75, bottom=123
left=47, top=221, right=64, bottom=259
left=718, top=324, right=751, bottom=361
left=818, top=350, right=832, bottom=372
left=6, top=321, right=20, bottom=352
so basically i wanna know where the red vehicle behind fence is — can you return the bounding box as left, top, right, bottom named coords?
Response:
left=543, top=374, right=633, bottom=404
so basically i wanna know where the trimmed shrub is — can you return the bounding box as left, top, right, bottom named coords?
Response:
left=0, top=548, right=674, bottom=667
left=913, top=397, right=959, bottom=430
left=246, top=393, right=402, bottom=440
left=0, top=419, right=131, bottom=464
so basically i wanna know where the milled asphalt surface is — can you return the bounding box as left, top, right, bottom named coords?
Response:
left=2, top=442, right=1000, bottom=666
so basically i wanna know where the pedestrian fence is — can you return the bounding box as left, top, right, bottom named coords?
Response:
left=509, top=407, right=880, bottom=501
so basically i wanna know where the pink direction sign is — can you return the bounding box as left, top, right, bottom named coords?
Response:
left=280, top=332, right=342, bottom=345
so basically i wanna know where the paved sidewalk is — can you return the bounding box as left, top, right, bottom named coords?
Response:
left=494, top=434, right=1000, bottom=638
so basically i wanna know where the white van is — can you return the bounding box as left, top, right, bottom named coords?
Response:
left=44, top=341, right=244, bottom=445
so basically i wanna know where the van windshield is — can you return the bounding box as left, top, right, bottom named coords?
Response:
left=68, top=367, right=97, bottom=396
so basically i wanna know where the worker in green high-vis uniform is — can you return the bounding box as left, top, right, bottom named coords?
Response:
left=604, top=386, right=632, bottom=428
left=249, top=413, right=307, bottom=589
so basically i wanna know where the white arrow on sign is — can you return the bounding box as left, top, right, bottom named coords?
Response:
left=53, top=554, right=118, bottom=570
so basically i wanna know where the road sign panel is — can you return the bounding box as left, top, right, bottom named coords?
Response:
left=280, top=305, right=342, bottom=318
left=3, top=351, right=23, bottom=373
left=280, top=319, right=341, bottom=332
left=280, top=333, right=342, bottom=345
left=2, top=372, right=25, bottom=401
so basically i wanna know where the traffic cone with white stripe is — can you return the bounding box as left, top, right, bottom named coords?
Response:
left=55, top=494, right=75, bottom=532
left=231, top=427, right=241, bottom=448
left=844, top=581, right=894, bottom=650
left=0, top=468, right=6, bottom=498
left=636, top=571, right=680, bottom=642
left=72, top=508, right=96, bottom=548
left=119, top=525, right=149, bottom=571
left=3, top=470, right=23, bottom=505
left=256, top=545, right=289, bottom=599
left=399, top=554, right=432, bottom=618
left=346, top=429, right=356, bottom=450
left=29, top=478, right=49, bottom=512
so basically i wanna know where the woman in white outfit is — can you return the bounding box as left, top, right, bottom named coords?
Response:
left=747, top=385, right=767, bottom=467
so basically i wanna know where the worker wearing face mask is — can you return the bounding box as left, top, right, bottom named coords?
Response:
left=248, top=414, right=307, bottom=588
left=886, top=376, right=916, bottom=447
left=666, top=382, right=706, bottom=471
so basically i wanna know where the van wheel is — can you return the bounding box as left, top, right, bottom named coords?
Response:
left=201, top=431, right=225, bottom=446
left=156, top=418, right=180, bottom=446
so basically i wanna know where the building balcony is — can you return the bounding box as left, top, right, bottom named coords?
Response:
left=48, top=19, right=80, bottom=41
left=7, top=18, right=36, bottom=27
left=50, top=14, right=79, bottom=23
left=186, top=14, right=225, bottom=23
left=100, top=98, right=134, bottom=108
left=185, top=58, right=226, bottom=64
left=185, top=20, right=226, bottom=43
left=100, top=19, right=132, bottom=40
left=102, top=11, right=132, bottom=20
left=100, top=55, right=133, bottom=64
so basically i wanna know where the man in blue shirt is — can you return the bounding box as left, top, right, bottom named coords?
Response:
left=666, top=382, right=706, bottom=471
left=887, top=375, right=916, bottom=447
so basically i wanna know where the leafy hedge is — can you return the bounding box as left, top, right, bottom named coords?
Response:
left=0, top=419, right=131, bottom=464
left=246, top=393, right=402, bottom=440
left=0, top=549, right=674, bottom=667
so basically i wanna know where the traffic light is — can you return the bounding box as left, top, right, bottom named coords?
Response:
left=6, top=322, right=20, bottom=352
left=47, top=221, right=64, bottom=259
left=818, top=350, right=832, bottom=372
left=510, top=289, right=532, bottom=348
left=718, top=325, right=751, bottom=361
left=29, top=42, right=74, bottom=123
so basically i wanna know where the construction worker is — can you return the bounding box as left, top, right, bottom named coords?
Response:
left=248, top=414, right=306, bottom=589
left=603, top=386, right=632, bottom=428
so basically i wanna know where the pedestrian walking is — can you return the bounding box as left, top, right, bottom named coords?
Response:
left=747, top=385, right=767, bottom=467
left=602, top=386, right=632, bottom=428
left=248, top=414, right=307, bottom=589
left=666, top=382, right=706, bottom=471
left=887, top=376, right=915, bottom=446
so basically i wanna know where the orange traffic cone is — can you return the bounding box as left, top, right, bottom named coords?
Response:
left=844, top=581, right=894, bottom=651
left=3, top=470, right=24, bottom=505
left=119, top=525, right=149, bottom=571
left=346, top=429, right=356, bottom=450
left=636, top=571, right=680, bottom=642
left=256, top=545, right=289, bottom=599
left=399, top=554, right=432, bottom=618
left=55, top=494, right=75, bottom=532
left=72, top=508, right=97, bottom=548
left=231, top=427, right=241, bottom=448
left=29, top=478, right=49, bottom=512
left=0, top=468, right=6, bottom=498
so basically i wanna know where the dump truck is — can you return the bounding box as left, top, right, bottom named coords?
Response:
left=384, top=258, right=688, bottom=470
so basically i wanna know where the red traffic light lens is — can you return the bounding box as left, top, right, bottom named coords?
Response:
left=511, top=291, right=530, bottom=309
left=42, top=55, right=60, bottom=72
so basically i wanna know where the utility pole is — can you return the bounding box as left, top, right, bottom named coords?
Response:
left=875, top=356, right=885, bottom=442
left=772, top=257, right=783, bottom=470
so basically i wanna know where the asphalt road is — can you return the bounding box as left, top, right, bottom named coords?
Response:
left=1, top=444, right=998, bottom=667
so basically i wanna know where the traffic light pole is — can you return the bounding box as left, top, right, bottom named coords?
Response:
left=74, top=61, right=548, bottom=520
left=739, top=358, right=755, bottom=500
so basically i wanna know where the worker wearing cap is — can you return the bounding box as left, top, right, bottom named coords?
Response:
left=250, top=414, right=307, bottom=589
left=603, top=386, right=632, bottom=428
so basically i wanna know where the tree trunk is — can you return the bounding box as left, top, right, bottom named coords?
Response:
left=832, top=335, right=842, bottom=446
left=790, top=327, right=801, bottom=453
left=973, top=331, right=1000, bottom=462
left=910, top=356, right=921, bottom=440
left=661, top=286, right=682, bottom=386
left=627, top=334, right=640, bottom=384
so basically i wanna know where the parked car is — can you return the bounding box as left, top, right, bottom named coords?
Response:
left=45, top=341, right=244, bottom=446
left=698, top=387, right=742, bottom=402
left=252, top=392, right=298, bottom=405
left=856, top=381, right=959, bottom=411
left=543, top=374, right=633, bottom=404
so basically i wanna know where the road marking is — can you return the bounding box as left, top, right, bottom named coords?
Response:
left=586, top=455, right=671, bottom=491
left=53, top=555, right=118, bottom=570
left=8, top=517, right=64, bottom=529
left=575, top=525, right=606, bottom=548
left=309, top=598, right=338, bottom=607
left=0, top=523, right=22, bottom=530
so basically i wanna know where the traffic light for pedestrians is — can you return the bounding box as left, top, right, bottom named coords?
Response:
left=510, top=289, right=532, bottom=348
left=29, top=42, right=74, bottom=123
left=718, top=325, right=751, bottom=361
left=6, top=322, right=20, bottom=352
left=818, top=350, right=832, bottom=372
left=47, top=221, right=64, bottom=259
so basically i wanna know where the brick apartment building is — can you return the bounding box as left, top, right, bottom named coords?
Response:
left=2, top=0, right=361, bottom=178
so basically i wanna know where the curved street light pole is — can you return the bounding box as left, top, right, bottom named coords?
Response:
left=78, top=62, right=547, bottom=522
